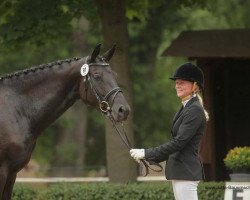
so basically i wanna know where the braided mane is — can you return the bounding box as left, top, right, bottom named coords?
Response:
left=0, top=57, right=81, bottom=81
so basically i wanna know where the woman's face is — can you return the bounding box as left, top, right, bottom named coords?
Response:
left=175, top=79, right=193, bottom=99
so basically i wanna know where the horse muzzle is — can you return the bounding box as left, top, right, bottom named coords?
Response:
left=112, top=103, right=130, bottom=122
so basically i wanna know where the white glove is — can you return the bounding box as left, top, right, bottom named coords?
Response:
left=130, top=149, right=145, bottom=163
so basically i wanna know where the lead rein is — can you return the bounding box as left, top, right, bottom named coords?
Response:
left=107, top=111, right=163, bottom=176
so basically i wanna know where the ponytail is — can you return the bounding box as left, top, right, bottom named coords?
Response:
left=192, top=82, right=209, bottom=121
left=197, top=93, right=209, bottom=121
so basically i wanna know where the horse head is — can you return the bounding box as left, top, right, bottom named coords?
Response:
left=79, top=44, right=130, bottom=122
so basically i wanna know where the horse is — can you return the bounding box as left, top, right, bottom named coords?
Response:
left=0, top=44, right=130, bottom=200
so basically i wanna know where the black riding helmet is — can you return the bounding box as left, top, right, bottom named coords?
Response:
left=169, top=62, right=204, bottom=90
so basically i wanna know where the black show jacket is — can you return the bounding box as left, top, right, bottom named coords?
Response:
left=145, top=97, right=206, bottom=181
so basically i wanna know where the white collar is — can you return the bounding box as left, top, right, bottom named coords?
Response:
left=182, top=94, right=196, bottom=107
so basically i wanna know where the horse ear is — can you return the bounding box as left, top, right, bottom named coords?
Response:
left=102, top=44, right=116, bottom=62
left=90, top=44, right=101, bottom=63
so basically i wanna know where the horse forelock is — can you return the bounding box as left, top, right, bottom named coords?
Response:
left=0, top=57, right=81, bottom=81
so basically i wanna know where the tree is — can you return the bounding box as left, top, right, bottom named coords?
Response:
left=95, top=0, right=137, bottom=183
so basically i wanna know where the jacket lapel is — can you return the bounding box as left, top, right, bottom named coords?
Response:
left=185, top=96, right=198, bottom=108
left=172, top=97, right=198, bottom=126
left=171, top=97, right=199, bottom=137
left=172, top=105, right=184, bottom=125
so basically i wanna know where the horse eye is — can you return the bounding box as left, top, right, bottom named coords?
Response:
left=93, top=74, right=101, bottom=81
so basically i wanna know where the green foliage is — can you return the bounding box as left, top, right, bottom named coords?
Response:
left=207, top=0, right=250, bottom=28
left=178, top=0, right=250, bottom=31
left=62, top=0, right=98, bottom=22
left=85, top=109, right=106, bottom=166
left=198, top=182, right=225, bottom=200
left=32, top=122, right=62, bottom=166
left=126, top=0, right=154, bottom=22
left=0, top=0, right=101, bottom=49
left=125, top=0, right=208, bottom=22
left=12, top=182, right=225, bottom=200
left=12, top=184, right=37, bottom=200
left=224, top=146, right=250, bottom=172
left=0, top=0, right=72, bottom=48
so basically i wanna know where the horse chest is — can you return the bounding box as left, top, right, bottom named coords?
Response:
left=6, top=140, right=36, bottom=172
left=0, top=127, right=35, bottom=171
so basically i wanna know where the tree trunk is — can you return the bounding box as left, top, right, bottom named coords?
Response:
left=95, top=0, right=137, bottom=183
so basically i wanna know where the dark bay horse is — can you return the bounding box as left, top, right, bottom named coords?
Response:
left=0, top=44, right=130, bottom=200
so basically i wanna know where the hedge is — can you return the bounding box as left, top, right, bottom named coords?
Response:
left=12, top=182, right=225, bottom=200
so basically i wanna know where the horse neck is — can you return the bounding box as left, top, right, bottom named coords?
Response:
left=1, top=58, right=84, bottom=138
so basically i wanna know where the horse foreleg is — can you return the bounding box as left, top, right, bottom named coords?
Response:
left=0, top=167, right=7, bottom=200
left=2, top=174, right=16, bottom=200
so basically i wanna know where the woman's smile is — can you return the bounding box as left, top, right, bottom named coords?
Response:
left=175, top=79, right=193, bottom=99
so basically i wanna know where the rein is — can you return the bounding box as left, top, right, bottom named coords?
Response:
left=82, top=62, right=163, bottom=176
left=107, top=114, right=163, bottom=176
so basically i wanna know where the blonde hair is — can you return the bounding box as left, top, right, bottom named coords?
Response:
left=197, top=93, right=209, bottom=121
left=192, top=82, right=209, bottom=121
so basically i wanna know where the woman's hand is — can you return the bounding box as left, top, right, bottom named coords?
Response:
left=130, top=149, right=145, bottom=163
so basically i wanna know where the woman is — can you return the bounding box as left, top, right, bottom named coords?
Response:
left=130, top=63, right=209, bottom=200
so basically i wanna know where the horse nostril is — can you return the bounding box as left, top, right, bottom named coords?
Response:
left=118, top=105, right=129, bottom=116
left=118, top=105, right=125, bottom=113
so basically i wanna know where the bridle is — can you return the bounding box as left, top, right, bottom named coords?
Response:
left=82, top=62, right=122, bottom=113
left=82, top=61, right=163, bottom=176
